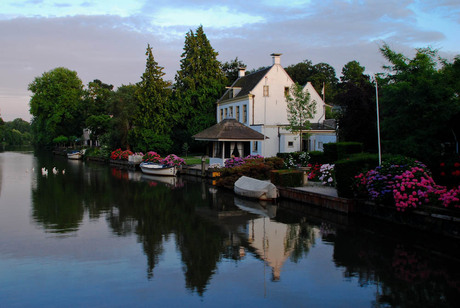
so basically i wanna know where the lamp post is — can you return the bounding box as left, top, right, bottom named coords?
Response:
left=375, top=74, right=382, bottom=166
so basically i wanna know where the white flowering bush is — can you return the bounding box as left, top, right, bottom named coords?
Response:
left=319, top=164, right=335, bottom=186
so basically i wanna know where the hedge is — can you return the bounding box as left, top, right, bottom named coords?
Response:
left=270, top=170, right=303, bottom=187
left=335, top=153, right=380, bottom=198
left=323, top=142, right=363, bottom=162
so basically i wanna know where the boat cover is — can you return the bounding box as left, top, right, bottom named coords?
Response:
left=234, top=176, right=278, bottom=200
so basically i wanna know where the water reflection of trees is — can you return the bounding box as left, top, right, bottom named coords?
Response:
left=31, top=154, right=460, bottom=305
left=331, top=225, right=460, bottom=307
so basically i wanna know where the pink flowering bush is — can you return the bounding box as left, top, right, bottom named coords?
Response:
left=142, top=151, right=162, bottom=163
left=161, top=154, right=185, bottom=167
left=354, top=158, right=460, bottom=211
left=224, top=154, right=264, bottom=168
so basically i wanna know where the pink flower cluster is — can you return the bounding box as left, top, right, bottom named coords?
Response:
left=142, top=152, right=185, bottom=167
left=355, top=163, right=460, bottom=211
left=224, top=155, right=264, bottom=168
left=161, top=154, right=185, bottom=167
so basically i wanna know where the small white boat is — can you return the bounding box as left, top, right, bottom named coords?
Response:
left=234, top=176, right=278, bottom=201
left=67, top=150, right=83, bottom=160
left=139, top=162, right=177, bottom=176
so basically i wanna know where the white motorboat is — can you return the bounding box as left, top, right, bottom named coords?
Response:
left=234, top=176, right=278, bottom=201
left=67, top=150, right=83, bottom=160
left=139, top=162, right=177, bottom=176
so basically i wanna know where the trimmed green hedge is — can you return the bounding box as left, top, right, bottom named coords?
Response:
left=270, top=170, right=303, bottom=187
left=335, top=153, right=380, bottom=198
left=309, top=151, right=325, bottom=164
left=324, top=142, right=363, bottom=162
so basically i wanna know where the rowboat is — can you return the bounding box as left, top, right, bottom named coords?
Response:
left=67, top=150, right=83, bottom=160
left=139, top=162, right=177, bottom=176
left=234, top=176, right=278, bottom=201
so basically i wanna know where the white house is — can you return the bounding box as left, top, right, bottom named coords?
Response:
left=194, top=53, right=336, bottom=166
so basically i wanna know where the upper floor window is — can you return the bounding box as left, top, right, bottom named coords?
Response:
left=263, top=85, right=269, bottom=97
left=220, top=109, right=223, bottom=122
left=229, top=106, right=233, bottom=118
left=236, top=106, right=240, bottom=122
left=243, top=105, right=247, bottom=123
left=224, top=108, right=228, bottom=119
left=284, top=87, right=290, bottom=97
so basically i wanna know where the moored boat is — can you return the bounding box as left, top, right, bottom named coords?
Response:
left=139, top=162, right=177, bottom=176
left=234, top=176, right=278, bottom=201
left=67, top=150, right=83, bottom=160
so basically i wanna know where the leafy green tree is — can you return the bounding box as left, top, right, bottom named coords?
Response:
left=379, top=44, right=460, bottom=164
left=28, top=67, right=84, bottom=146
left=109, top=84, right=138, bottom=149
left=286, top=83, right=317, bottom=150
left=336, top=61, right=377, bottom=152
left=285, top=60, right=316, bottom=86
left=82, top=79, right=114, bottom=145
left=130, top=44, right=172, bottom=153
left=173, top=25, right=226, bottom=152
left=221, top=57, right=246, bottom=86
left=286, top=60, right=338, bottom=104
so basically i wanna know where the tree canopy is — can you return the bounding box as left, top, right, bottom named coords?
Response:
left=379, top=44, right=460, bottom=164
left=28, top=67, right=84, bottom=145
left=336, top=61, right=377, bottom=152
left=131, top=44, right=173, bottom=153
left=286, top=83, right=317, bottom=150
left=173, top=25, right=226, bottom=151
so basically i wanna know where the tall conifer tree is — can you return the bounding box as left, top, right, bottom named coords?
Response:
left=173, top=26, right=226, bottom=150
left=131, top=44, right=172, bottom=152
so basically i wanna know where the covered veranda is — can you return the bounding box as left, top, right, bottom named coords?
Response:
left=193, top=118, right=265, bottom=167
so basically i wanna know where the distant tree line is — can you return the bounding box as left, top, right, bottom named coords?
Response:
left=27, top=25, right=460, bottom=165
left=0, top=117, right=32, bottom=146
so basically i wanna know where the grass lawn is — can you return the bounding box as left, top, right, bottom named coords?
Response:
left=183, top=156, right=209, bottom=165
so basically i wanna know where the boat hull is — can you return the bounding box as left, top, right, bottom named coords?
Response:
left=67, top=152, right=82, bottom=160
left=234, top=176, right=278, bottom=201
left=140, top=162, right=177, bottom=176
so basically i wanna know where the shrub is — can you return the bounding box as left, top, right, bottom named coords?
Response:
left=354, top=158, right=460, bottom=211
left=270, top=170, right=303, bottom=187
left=324, top=142, right=363, bottom=162
left=307, top=163, right=322, bottom=181
left=309, top=151, right=325, bottom=164
left=335, top=153, right=380, bottom=198
left=319, top=164, right=335, bottom=187
left=278, top=151, right=310, bottom=169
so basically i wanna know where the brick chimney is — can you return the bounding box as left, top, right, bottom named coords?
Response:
left=271, top=53, right=282, bottom=65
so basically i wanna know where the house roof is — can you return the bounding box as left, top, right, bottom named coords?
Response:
left=193, top=118, right=265, bottom=141
left=310, top=119, right=337, bottom=130
left=218, top=67, right=272, bottom=102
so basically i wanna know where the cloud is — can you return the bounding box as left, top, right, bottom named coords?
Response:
left=0, top=0, right=459, bottom=121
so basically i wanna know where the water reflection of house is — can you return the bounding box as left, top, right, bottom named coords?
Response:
left=247, top=217, right=297, bottom=281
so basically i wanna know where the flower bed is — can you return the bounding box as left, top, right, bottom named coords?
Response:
left=354, top=158, right=460, bottom=211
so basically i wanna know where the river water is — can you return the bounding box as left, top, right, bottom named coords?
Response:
left=0, top=149, right=458, bottom=307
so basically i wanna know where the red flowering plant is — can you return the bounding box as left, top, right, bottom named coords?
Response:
left=142, top=151, right=162, bottom=163
left=110, top=148, right=123, bottom=160
left=161, top=154, right=185, bottom=167
left=307, top=163, right=322, bottom=181
left=437, top=157, right=460, bottom=187
left=120, top=150, right=133, bottom=160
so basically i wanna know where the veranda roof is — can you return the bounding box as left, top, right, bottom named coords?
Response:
left=193, top=118, right=265, bottom=141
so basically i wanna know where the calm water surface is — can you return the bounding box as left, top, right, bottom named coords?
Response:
left=0, top=150, right=459, bottom=307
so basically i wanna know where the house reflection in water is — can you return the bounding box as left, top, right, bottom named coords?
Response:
left=247, top=217, right=297, bottom=281
left=232, top=197, right=302, bottom=281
